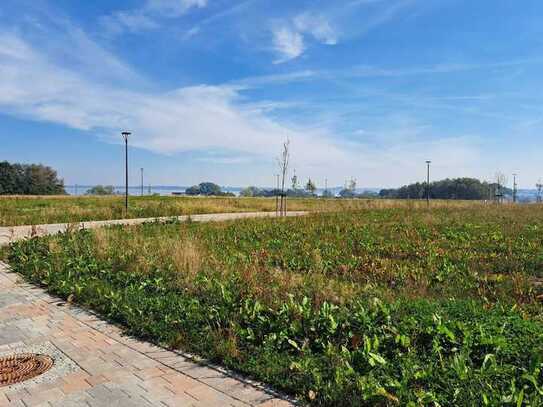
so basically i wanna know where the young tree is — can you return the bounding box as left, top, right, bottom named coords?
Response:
left=277, top=140, right=290, bottom=215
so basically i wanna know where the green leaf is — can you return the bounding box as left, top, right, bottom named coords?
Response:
left=287, top=339, right=300, bottom=351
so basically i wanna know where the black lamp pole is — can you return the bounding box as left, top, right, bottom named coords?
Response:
left=122, top=131, right=131, bottom=215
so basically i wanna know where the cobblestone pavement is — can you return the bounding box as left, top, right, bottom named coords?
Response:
left=0, top=212, right=307, bottom=247
left=0, top=262, right=294, bottom=406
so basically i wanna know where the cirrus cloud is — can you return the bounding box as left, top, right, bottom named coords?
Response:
left=101, top=0, right=207, bottom=34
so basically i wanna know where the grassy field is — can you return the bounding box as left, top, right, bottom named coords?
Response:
left=0, top=195, right=479, bottom=226
left=5, top=205, right=543, bottom=405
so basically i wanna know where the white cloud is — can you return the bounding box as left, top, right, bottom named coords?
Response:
left=272, top=26, right=305, bottom=63
left=0, top=32, right=352, bottom=169
left=146, top=0, right=207, bottom=17
left=266, top=0, right=421, bottom=64
left=104, top=12, right=158, bottom=33
left=271, top=13, right=337, bottom=63
left=102, top=0, right=206, bottom=34
left=0, top=29, right=485, bottom=187
left=230, top=70, right=317, bottom=87
left=294, top=13, right=338, bottom=45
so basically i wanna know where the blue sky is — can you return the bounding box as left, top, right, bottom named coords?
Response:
left=1, top=0, right=542, bottom=188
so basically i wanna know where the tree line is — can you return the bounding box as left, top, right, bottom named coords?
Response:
left=0, top=161, right=65, bottom=195
left=379, top=177, right=512, bottom=200
left=185, top=182, right=235, bottom=196
left=0, top=160, right=518, bottom=201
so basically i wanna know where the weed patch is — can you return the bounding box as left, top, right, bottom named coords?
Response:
left=6, top=206, right=543, bottom=405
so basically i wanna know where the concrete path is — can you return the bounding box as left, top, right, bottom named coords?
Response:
left=0, top=212, right=307, bottom=247
left=0, top=262, right=294, bottom=406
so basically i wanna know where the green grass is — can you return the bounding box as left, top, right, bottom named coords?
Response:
left=6, top=205, right=543, bottom=405
left=0, top=194, right=479, bottom=226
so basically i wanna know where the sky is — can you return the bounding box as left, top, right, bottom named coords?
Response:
left=1, top=0, right=542, bottom=188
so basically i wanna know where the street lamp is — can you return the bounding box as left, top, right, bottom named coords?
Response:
left=121, top=131, right=131, bottom=215
left=425, top=160, right=431, bottom=207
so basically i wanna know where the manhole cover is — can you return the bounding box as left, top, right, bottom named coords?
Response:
left=0, top=354, right=54, bottom=387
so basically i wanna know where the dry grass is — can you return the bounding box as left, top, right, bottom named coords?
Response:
left=0, top=194, right=484, bottom=226
left=73, top=203, right=543, bottom=311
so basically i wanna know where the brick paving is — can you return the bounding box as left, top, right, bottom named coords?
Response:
left=0, top=262, right=295, bottom=406
left=0, top=212, right=307, bottom=247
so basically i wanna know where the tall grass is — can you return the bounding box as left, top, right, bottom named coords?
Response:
left=6, top=205, right=543, bottom=405
left=0, top=194, right=483, bottom=226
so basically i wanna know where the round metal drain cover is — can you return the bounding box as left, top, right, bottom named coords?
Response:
left=0, top=353, right=54, bottom=387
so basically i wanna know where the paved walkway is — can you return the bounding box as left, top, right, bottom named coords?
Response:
left=0, top=262, right=294, bottom=406
left=0, top=212, right=307, bottom=247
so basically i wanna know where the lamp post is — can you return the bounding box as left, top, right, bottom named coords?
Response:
left=426, top=160, right=431, bottom=207
left=122, top=131, right=131, bottom=215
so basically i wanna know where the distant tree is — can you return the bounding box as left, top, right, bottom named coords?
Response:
left=286, top=188, right=312, bottom=197
left=185, top=185, right=201, bottom=195
left=379, top=177, right=511, bottom=200
left=305, top=178, right=317, bottom=195
left=185, top=182, right=226, bottom=196
left=239, top=187, right=280, bottom=197
left=338, top=188, right=357, bottom=198
left=321, top=189, right=334, bottom=198
left=0, top=161, right=65, bottom=195
left=86, top=185, right=115, bottom=195
left=198, top=182, right=222, bottom=196
left=338, top=177, right=358, bottom=198
left=240, top=186, right=261, bottom=197
left=536, top=180, right=543, bottom=203
left=0, top=161, right=19, bottom=194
